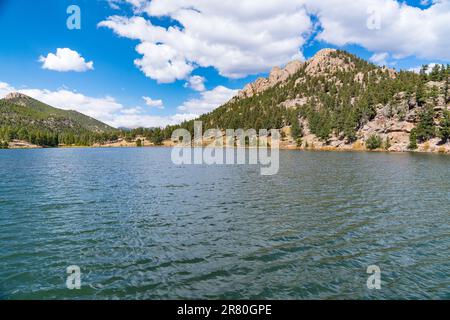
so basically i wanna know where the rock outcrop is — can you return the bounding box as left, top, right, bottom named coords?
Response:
left=305, top=48, right=349, bottom=75
left=194, top=48, right=450, bottom=155
left=4, top=92, right=30, bottom=100
left=237, top=48, right=394, bottom=99
left=238, top=60, right=303, bottom=98
left=3, top=92, right=32, bottom=106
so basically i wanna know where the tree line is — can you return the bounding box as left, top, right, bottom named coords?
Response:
left=166, top=53, right=449, bottom=149
left=0, top=125, right=173, bottom=148
left=0, top=126, right=119, bottom=147
left=2, top=53, right=448, bottom=150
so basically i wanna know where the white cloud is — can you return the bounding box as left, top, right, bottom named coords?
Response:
left=0, top=82, right=15, bottom=97
left=16, top=89, right=123, bottom=122
left=409, top=62, right=439, bottom=74
left=122, top=0, right=148, bottom=11
left=143, top=96, right=164, bottom=108
left=107, top=0, right=121, bottom=10
left=0, top=81, right=197, bottom=129
left=99, top=1, right=312, bottom=82
left=135, top=42, right=193, bottom=83
left=420, top=0, right=437, bottom=6
left=39, top=48, right=94, bottom=72
left=369, top=52, right=389, bottom=66
left=100, top=0, right=450, bottom=83
left=120, top=107, right=143, bottom=115
left=107, top=113, right=198, bottom=129
left=185, top=75, right=206, bottom=92
left=308, top=0, right=450, bottom=61
left=178, top=85, right=238, bottom=115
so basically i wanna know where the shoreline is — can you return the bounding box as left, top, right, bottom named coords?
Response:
left=2, top=142, right=450, bottom=156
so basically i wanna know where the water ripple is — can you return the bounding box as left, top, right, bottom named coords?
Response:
left=0, top=148, right=449, bottom=299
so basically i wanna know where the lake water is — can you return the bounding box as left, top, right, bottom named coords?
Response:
left=0, top=148, right=449, bottom=299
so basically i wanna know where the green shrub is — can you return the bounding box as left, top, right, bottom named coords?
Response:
left=408, top=129, right=418, bottom=150
left=366, top=134, right=383, bottom=150
left=438, top=111, right=450, bottom=143
left=415, top=107, right=436, bottom=142
left=384, top=136, right=392, bottom=150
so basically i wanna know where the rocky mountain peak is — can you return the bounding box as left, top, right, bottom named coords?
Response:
left=310, top=48, right=337, bottom=59
left=4, top=92, right=31, bottom=101
left=238, top=59, right=304, bottom=99
left=237, top=48, right=352, bottom=99
left=304, top=48, right=354, bottom=75
left=3, top=92, right=33, bottom=107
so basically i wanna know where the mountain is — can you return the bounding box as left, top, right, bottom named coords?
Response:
left=170, top=49, right=450, bottom=153
left=2, top=49, right=449, bottom=152
left=1, top=92, right=114, bottom=132
left=0, top=92, right=117, bottom=147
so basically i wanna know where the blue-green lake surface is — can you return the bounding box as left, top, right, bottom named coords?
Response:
left=0, top=148, right=449, bottom=299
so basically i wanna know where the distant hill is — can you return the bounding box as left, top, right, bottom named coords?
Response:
left=0, top=92, right=118, bottom=147
left=1, top=92, right=114, bottom=132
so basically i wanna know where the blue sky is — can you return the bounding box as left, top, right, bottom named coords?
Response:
left=0, top=0, right=449, bottom=128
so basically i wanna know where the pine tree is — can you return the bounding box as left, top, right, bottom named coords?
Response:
left=438, top=111, right=450, bottom=143
left=385, top=136, right=392, bottom=150
left=429, top=64, right=442, bottom=81
left=290, top=112, right=302, bottom=140
left=445, top=73, right=449, bottom=104
left=420, top=65, right=429, bottom=81
left=416, top=107, right=436, bottom=142
left=416, top=81, right=427, bottom=107
left=409, top=129, right=418, bottom=150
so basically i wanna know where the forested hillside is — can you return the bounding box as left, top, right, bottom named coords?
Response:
left=0, top=93, right=118, bottom=147
left=1, top=49, right=449, bottom=152
left=165, top=49, right=450, bottom=152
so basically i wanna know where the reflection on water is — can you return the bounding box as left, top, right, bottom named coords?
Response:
left=0, top=148, right=449, bottom=299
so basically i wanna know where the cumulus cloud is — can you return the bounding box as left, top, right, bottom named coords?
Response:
left=420, top=0, right=438, bottom=6
left=143, top=96, right=164, bottom=108
left=39, top=48, right=94, bottom=72
left=409, top=62, right=440, bottom=74
left=0, top=81, right=197, bottom=128
left=308, top=0, right=450, bottom=61
left=99, top=1, right=311, bottom=82
left=11, top=88, right=123, bottom=122
left=107, top=0, right=121, bottom=10
left=107, top=113, right=198, bottom=129
left=0, top=82, right=15, bottom=97
left=185, top=75, right=206, bottom=92
left=369, top=52, right=389, bottom=66
left=178, top=85, right=238, bottom=115
left=134, top=42, right=193, bottom=83
left=100, top=0, right=450, bottom=83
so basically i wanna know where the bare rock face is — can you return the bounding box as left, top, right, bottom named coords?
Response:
left=4, top=92, right=29, bottom=100
left=237, top=49, right=360, bottom=99
left=354, top=72, right=365, bottom=83
left=3, top=92, right=33, bottom=106
left=269, top=66, right=284, bottom=83
left=285, top=60, right=303, bottom=75
left=238, top=60, right=304, bottom=98
left=304, top=48, right=355, bottom=76
left=233, top=48, right=448, bottom=154
left=280, top=97, right=308, bottom=109
left=381, top=66, right=397, bottom=79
